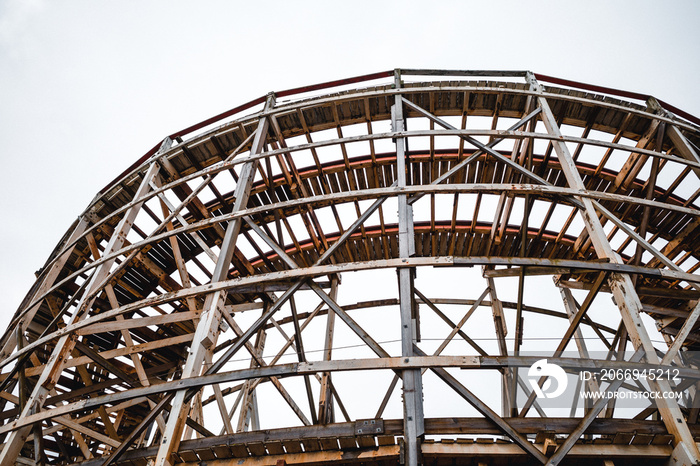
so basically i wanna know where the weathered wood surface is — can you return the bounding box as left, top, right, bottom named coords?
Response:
left=1, top=70, right=699, bottom=466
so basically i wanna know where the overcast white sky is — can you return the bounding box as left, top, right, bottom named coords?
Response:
left=1, top=0, right=699, bottom=335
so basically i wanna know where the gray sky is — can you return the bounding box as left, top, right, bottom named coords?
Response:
left=1, top=0, right=699, bottom=334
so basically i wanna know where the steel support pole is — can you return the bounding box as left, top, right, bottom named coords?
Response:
left=393, top=70, right=424, bottom=466
left=529, top=73, right=700, bottom=465
left=152, top=94, right=275, bottom=466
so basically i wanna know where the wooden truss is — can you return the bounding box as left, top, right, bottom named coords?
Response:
left=1, top=69, right=700, bottom=466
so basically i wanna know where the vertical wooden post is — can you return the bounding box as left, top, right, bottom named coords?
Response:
left=557, top=285, right=602, bottom=404
left=393, top=69, right=424, bottom=466
left=152, top=94, right=276, bottom=466
left=318, top=277, right=338, bottom=423
left=485, top=277, right=513, bottom=417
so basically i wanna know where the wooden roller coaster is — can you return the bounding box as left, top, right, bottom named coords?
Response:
left=1, top=69, right=700, bottom=466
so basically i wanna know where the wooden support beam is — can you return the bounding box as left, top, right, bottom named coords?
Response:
left=235, top=329, right=265, bottom=432
left=289, top=296, right=318, bottom=425
left=416, top=287, right=489, bottom=357
left=318, top=278, right=338, bottom=424
left=205, top=349, right=234, bottom=435
left=531, top=72, right=700, bottom=463
left=219, top=307, right=311, bottom=427
left=649, top=96, right=700, bottom=178
left=412, top=347, right=548, bottom=464
left=24, top=333, right=193, bottom=378
left=661, top=301, right=700, bottom=365
left=0, top=160, right=161, bottom=466
left=400, top=96, right=550, bottom=187
left=484, top=277, right=514, bottom=416
left=152, top=94, right=276, bottom=466
left=406, top=107, right=542, bottom=206
left=558, top=285, right=602, bottom=410
left=159, top=200, right=199, bottom=313
left=53, top=415, right=121, bottom=449
left=613, top=119, right=660, bottom=190
left=544, top=350, right=643, bottom=465
left=76, top=311, right=200, bottom=336
left=520, top=272, right=607, bottom=415
left=393, top=74, right=424, bottom=466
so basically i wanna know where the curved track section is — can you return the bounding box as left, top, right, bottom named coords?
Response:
left=1, top=70, right=700, bottom=466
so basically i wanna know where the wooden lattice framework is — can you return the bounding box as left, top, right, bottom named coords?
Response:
left=1, top=69, right=700, bottom=466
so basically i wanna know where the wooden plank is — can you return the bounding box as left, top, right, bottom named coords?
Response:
left=53, top=415, right=121, bottom=448
left=247, top=442, right=267, bottom=456
left=301, top=438, right=321, bottom=452
left=12, top=252, right=698, bottom=372
left=195, top=448, right=217, bottom=461
left=76, top=311, right=200, bottom=335
left=282, top=440, right=303, bottom=454
left=419, top=442, right=672, bottom=459
left=338, top=437, right=357, bottom=449
left=213, top=445, right=232, bottom=458
left=178, top=450, right=199, bottom=462
left=174, top=445, right=400, bottom=466
left=612, top=432, right=635, bottom=445
left=356, top=436, right=375, bottom=448
left=318, top=437, right=339, bottom=450
left=651, top=434, right=674, bottom=445
left=13, top=350, right=700, bottom=435
left=630, top=433, right=654, bottom=445
left=265, top=440, right=285, bottom=455
left=229, top=444, right=249, bottom=458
